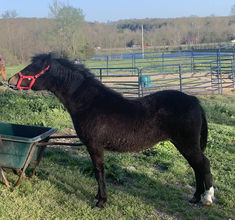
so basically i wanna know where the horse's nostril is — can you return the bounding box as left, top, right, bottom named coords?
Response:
left=8, top=76, right=17, bottom=87
left=8, top=78, right=13, bottom=85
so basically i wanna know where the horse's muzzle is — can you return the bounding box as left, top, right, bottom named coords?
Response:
left=1, top=81, right=18, bottom=90
left=8, top=84, right=18, bottom=90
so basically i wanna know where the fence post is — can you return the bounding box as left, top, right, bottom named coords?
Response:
left=161, top=52, right=164, bottom=72
left=233, top=69, right=235, bottom=89
left=99, top=68, right=102, bottom=82
left=106, top=56, right=109, bottom=75
left=138, top=68, right=144, bottom=97
left=179, top=64, right=182, bottom=92
left=210, top=63, right=213, bottom=90
left=216, top=48, right=220, bottom=69
left=216, top=48, right=222, bottom=94
left=232, top=47, right=235, bottom=88
left=232, top=60, right=235, bottom=89
left=217, top=66, right=222, bottom=95
left=132, top=55, right=135, bottom=74
left=218, top=72, right=222, bottom=95
left=191, top=49, right=194, bottom=73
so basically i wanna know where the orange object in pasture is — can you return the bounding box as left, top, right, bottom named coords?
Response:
left=0, top=55, right=6, bottom=81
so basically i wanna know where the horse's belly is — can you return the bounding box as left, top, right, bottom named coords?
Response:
left=94, top=117, right=168, bottom=152
left=103, top=134, right=163, bottom=152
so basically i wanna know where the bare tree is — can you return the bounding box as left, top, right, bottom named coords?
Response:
left=49, top=0, right=63, bottom=18
left=231, top=4, right=235, bottom=16
left=1, top=10, right=18, bottom=18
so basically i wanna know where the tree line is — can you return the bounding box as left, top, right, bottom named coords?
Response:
left=1, top=10, right=235, bottom=65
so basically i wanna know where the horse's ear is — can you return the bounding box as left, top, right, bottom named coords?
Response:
left=48, top=52, right=57, bottom=60
left=52, top=51, right=68, bottom=59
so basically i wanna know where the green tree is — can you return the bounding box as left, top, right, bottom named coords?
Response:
left=49, top=0, right=85, bottom=57
left=126, top=39, right=135, bottom=47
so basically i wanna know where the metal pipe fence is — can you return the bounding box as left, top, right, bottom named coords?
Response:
left=86, top=46, right=235, bottom=97
left=91, top=67, right=141, bottom=98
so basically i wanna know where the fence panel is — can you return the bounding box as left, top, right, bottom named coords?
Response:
left=140, top=63, right=219, bottom=96
left=90, top=67, right=140, bottom=98
left=84, top=47, right=235, bottom=97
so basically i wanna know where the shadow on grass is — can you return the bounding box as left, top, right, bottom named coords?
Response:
left=33, top=148, right=222, bottom=219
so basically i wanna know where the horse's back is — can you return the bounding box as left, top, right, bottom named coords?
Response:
left=140, top=90, right=200, bottom=111
left=139, top=90, right=203, bottom=142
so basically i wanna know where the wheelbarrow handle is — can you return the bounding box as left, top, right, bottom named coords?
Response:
left=37, top=141, right=84, bottom=147
left=48, top=135, right=78, bottom=139
left=39, top=135, right=83, bottom=147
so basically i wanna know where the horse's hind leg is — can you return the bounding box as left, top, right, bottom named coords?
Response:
left=87, top=146, right=107, bottom=208
left=174, top=139, right=214, bottom=205
left=189, top=153, right=214, bottom=205
left=201, top=158, right=214, bottom=206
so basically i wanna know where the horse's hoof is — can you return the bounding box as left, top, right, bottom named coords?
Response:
left=95, top=201, right=104, bottom=209
left=203, top=186, right=214, bottom=206
left=189, top=196, right=201, bottom=204
left=203, top=200, right=212, bottom=206
left=95, top=197, right=107, bottom=209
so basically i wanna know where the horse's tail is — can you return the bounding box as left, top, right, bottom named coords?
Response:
left=200, top=106, right=208, bottom=152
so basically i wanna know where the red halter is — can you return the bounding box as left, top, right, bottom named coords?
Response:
left=16, top=65, right=50, bottom=90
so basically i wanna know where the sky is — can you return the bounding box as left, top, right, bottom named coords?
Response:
left=0, top=0, right=234, bottom=22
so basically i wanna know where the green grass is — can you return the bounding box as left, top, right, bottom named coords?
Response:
left=0, top=90, right=72, bottom=130
left=0, top=67, right=235, bottom=219
left=5, top=65, right=26, bottom=78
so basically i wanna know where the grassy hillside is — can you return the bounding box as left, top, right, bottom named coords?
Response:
left=0, top=67, right=234, bottom=219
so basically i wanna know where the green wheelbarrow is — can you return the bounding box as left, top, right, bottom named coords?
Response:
left=0, top=122, right=56, bottom=188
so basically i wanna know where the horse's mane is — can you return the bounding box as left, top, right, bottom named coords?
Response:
left=32, top=53, right=94, bottom=79
left=32, top=53, right=124, bottom=99
left=31, top=53, right=97, bottom=90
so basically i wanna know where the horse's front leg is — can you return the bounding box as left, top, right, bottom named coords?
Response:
left=88, top=146, right=107, bottom=208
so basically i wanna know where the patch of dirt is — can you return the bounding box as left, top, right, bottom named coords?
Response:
left=46, top=129, right=88, bottom=158
left=100, top=72, right=235, bottom=96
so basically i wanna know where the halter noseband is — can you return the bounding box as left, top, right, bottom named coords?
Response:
left=16, top=65, right=50, bottom=90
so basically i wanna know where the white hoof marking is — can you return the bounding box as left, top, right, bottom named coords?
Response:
left=203, top=186, right=215, bottom=206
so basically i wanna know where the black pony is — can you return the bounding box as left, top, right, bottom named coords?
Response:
left=8, top=53, right=214, bottom=208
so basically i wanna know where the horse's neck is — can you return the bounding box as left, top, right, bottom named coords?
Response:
left=51, top=77, right=102, bottom=115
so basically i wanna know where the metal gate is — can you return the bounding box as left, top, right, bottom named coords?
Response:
left=210, top=59, right=235, bottom=94
left=139, top=62, right=218, bottom=96
left=88, top=48, right=235, bottom=97
left=90, top=67, right=141, bottom=98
